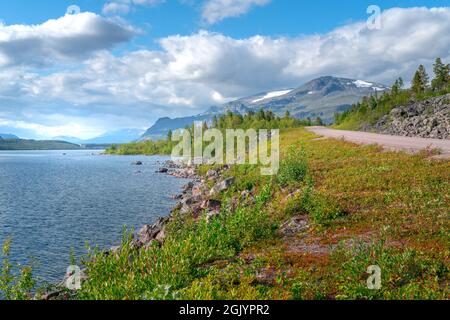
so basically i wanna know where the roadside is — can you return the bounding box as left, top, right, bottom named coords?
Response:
left=306, top=126, right=450, bottom=158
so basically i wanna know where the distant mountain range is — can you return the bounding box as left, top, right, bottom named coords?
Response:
left=53, top=128, right=145, bottom=145
left=0, top=133, right=19, bottom=139
left=141, top=76, right=389, bottom=141
left=0, top=138, right=82, bottom=150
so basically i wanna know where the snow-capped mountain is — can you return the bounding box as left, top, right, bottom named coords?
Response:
left=141, top=76, right=389, bottom=140
left=213, top=76, right=389, bottom=119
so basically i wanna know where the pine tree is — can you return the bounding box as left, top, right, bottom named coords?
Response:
left=391, top=77, right=404, bottom=96
left=212, top=116, right=218, bottom=128
left=284, top=110, right=291, bottom=119
left=431, top=58, right=450, bottom=91
left=412, top=65, right=429, bottom=94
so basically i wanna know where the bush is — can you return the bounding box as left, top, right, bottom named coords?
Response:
left=277, top=146, right=308, bottom=187
left=0, top=239, right=35, bottom=300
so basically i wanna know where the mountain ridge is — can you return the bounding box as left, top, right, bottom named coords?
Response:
left=141, top=76, right=389, bottom=140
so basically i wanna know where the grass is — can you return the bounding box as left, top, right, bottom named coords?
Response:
left=2, top=128, right=449, bottom=300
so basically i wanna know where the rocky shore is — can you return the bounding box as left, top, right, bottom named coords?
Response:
left=43, top=159, right=243, bottom=299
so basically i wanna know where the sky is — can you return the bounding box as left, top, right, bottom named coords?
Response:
left=0, top=0, right=449, bottom=139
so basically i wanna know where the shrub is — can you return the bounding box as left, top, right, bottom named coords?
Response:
left=277, top=146, right=308, bottom=187
left=0, top=239, right=35, bottom=300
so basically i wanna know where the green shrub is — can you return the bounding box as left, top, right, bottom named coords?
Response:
left=277, top=146, right=308, bottom=187
left=0, top=239, right=35, bottom=300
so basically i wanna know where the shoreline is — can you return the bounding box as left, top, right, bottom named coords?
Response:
left=44, top=159, right=230, bottom=300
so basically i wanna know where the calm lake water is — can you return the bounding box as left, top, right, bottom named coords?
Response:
left=0, top=150, right=187, bottom=284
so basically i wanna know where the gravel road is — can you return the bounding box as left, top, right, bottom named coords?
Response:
left=307, top=126, right=450, bottom=158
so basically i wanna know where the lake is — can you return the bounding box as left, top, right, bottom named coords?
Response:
left=0, top=150, right=187, bottom=284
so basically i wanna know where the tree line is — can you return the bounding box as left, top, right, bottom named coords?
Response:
left=335, top=58, right=450, bottom=127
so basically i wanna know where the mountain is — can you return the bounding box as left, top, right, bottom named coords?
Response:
left=53, top=129, right=145, bottom=145
left=141, top=76, right=389, bottom=140
left=214, top=76, right=389, bottom=119
left=84, top=129, right=145, bottom=144
left=0, top=133, right=19, bottom=139
left=141, top=115, right=211, bottom=141
left=0, top=139, right=82, bottom=150
left=52, top=136, right=85, bottom=144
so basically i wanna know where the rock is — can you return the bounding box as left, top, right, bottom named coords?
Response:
left=180, top=204, right=192, bottom=215
left=138, top=217, right=168, bottom=246
left=201, top=199, right=222, bottom=211
left=207, top=169, right=219, bottom=178
left=280, top=216, right=310, bottom=236
left=210, top=177, right=235, bottom=195
left=155, top=228, right=166, bottom=243
left=206, top=210, right=221, bottom=222
left=182, top=195, right=203, bottom=206
left=192, top=183, right=205, bottom=197
left=132, top=161, right=143, bottom=166
left=182, top=182, right=194, bottom=192
left=369, top=94, right=450, bottom=139
left=158, top=167, right=169, bottom=173
left=109, top=246, right=121, bottom=255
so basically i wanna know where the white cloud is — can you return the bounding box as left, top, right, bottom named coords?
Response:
left=102, top=0, right=165, bottom=15
left=0, top=12, right=136, bottom=67
left=1, top=7, right=450, bottom=139
left=202, top=0, right=271, bottom=24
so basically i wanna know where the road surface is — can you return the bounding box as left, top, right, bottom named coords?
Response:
left=306, top=127, right=450, bottom=159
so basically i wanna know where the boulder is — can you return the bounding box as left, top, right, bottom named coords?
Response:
left=280, top=216, right=310, bottom=236
left=182, top=195, right=203, bottom=206
left=210, top=177, right=235, bottom=195
left=158, top=167, right=169, bottom=173
left=137, top=217, right=168, bottom=246
left=132, top=161, right=143, bottom=166
left=201, top=199, right=221, bottom=211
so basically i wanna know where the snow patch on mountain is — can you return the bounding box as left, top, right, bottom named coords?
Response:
left=353, top=80, right=374, bottom=88
left=252, top=90, right=292, bottom=103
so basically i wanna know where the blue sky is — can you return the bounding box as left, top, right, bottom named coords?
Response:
left=0, top=0, right=449, bottom=139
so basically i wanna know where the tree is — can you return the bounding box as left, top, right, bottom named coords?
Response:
left=284, top=110, right=291, bottom=119
left=431, top=58, right=450, bottom=91
left=412, top=65, right=429, bottom=94
left=212, top=116, right=218, bottom=128
left=315, top=117, right=324, bottom=126
left=369, top=96, right=378, bottom=110
left=167, top=130, right=173, bottom=141
left=391, top=77, right=404, bottom=96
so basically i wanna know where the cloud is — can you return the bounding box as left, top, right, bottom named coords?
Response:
left=0, top=12, right=136, bottom=68
left=102, top=0, right=166, bottom=15
left=202, top=0, right=271, bottom=24
left=1, top=7, right=450, bottom=139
